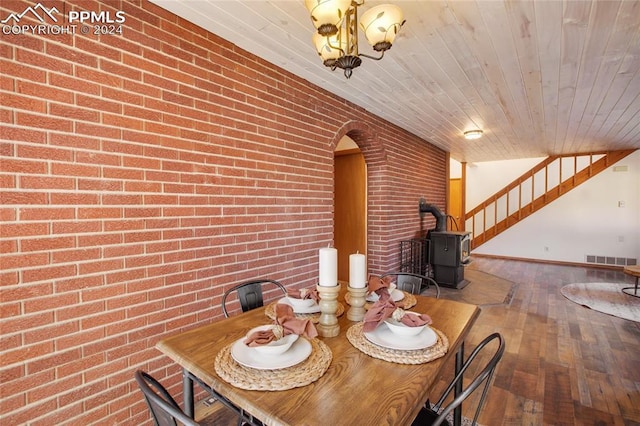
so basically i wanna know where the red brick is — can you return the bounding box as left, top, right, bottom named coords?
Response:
left=58, top=378, right=107, bottom=408
left=0, top=60, right=46, bottom=82
left=22, top=264, right=76, bottom=283
left=45, top=42, right=96, bottom=67
left=19, top=207, right=75, bottom=221
left=100, top=58, right=142, bottom=81
left=76, top=93, right=122, bottom=114
left=23, top=293, right=79, bottom=314
left=50, top=247, right=101, bottom=263
left=15, top=112, right=73, bottom=132
left=75, top=36, right=123, bottom=60
left=1, top=399, right=58, bottom=425
left=78, top=258, right=123, bottom=275
left=23, top=321, right=80, bottom=345
left=102, top=112, right=144, bottom=130
left=0, top=271, right=19, bottom=286
left=50, top=192, right=99, bottom=205
left=0, top=222, right=48, bottom=238
left=49, top=72, right=100, bottom=95
left=0, top=252, right=49, bottom=269
left=0, top=92, right=46, bottom=113
left=0, top=300, right=20, bottom=318
left=0, top=126, right=47, bottom=144
left=49, top=133, right=100, bottom=150
left=102, top=166, right=144, bottom=180
left=50, top=161, right=100, bottom=178
left=27, top=373, right=83, bottom=403
left=0, top=341, right=54, bottom=368
left=105, top=268, right=146, bottom=284
left=80, top=310, right=125, bottom=329
left=20, top=175, right=75, bottom=190
left=55, top=300, right=104, bottom=322
left=75, top=122, right=122, bottom=139
left=77, top=207, right=123, bottom=220
left=78, top=232, right=122, bottom=247
left=77, top=178, right=122, bottom=192
left=82, top=282, right=127, bottom=301
left=49, top=103, right=100, bottom=122
left=56, top=327, right=104, bottom=351
left=16, top=49, right=73, bottom=74
left=54, top=274, right=103, bottom=293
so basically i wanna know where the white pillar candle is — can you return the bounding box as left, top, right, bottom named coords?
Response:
left=318, top=247, right=338, bottom=286
left=349, top=253, right=367, bottom=288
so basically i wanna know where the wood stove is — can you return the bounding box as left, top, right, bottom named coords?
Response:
left=417, top=199, right=471, bottom=289
left=429, top=230, right=470, bottom=289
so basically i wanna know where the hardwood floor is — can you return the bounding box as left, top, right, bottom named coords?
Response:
left=442, top=256, right=640, bottom=426
left=198, top=257, right=640, bottom=425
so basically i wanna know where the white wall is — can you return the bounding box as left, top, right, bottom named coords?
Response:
left=450, top=158, right=462, bottom=179
left=466, top=151, right=640, bottom=265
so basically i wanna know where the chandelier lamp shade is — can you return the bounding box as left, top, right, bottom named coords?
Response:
left=304, top=0, right=405, bottom=79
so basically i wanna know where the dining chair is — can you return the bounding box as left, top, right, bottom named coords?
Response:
left=380, top=272, right=441, bottom=298
left=134, top=370, right=200, bottom=426
left=221, top=278, right=287, bottom=318
left=411, top=332, right=505, bottom=426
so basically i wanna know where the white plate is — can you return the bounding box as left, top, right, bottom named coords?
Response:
left=277, top=297, right=321, bottom=314
left=363, top=323, right=438, bottom=350
left=366, top=288, right=405, bottom=303
left=231, top=337, right=312, bottom=370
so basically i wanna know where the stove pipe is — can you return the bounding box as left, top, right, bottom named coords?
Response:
left=418, top=198, right=446, bottom=233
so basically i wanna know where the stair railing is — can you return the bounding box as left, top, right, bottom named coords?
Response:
left=466, top=150, right=635, bottom=248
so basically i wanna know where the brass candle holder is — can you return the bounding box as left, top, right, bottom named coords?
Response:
left=316, top=283, right=341, bottom=337
left=346, top=285, right=367, bottom=321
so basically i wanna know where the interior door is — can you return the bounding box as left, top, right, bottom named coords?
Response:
left=448, top=178, right=462, bottom=231
left=334, top=151, right=367, bottom=282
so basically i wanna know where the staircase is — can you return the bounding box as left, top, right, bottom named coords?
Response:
left=466, top=150, right=636, bottom=249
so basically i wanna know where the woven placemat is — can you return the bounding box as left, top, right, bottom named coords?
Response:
left=346, top=322, right=448, bottom=364
left=265, top=302, right=345, bottom=323
left=214, top=338, right=332, bottom=391
left=345, top=291, right=417, bottom=310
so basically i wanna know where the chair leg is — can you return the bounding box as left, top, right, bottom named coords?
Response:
left=183, top=370, right=194, bottom=418
left=453, top=342, right=464, bottom=426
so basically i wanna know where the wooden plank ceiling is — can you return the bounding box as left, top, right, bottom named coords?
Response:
left=149, top=0, right=640, bottom=163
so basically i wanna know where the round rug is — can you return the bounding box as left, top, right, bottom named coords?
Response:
left=560, top=282, right=640, bottom=322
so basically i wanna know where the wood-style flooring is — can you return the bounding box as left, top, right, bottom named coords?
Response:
left=454, top=256, right=640, bottom=426
left=198, top=257, right=640, bottom=425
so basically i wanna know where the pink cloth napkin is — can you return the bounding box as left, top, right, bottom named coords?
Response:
left=244, top=304, right=318, bottom=346
left=368, top=274, right=393, bottom=297
left=287, top=287, right=320, bottom=303
left=399, top=312, right=432, bottom=327
left=362, top=293, right=432, bottom=332
left=362, top=292, right=396, bottom=332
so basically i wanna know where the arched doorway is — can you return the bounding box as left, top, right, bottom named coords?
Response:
left=334, top=136, right=367, bottom=282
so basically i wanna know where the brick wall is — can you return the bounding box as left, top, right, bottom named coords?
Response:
left=0, top=0, right=446, bottom=424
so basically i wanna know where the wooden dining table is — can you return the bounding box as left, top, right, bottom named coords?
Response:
left=156, top=286, right=480, bottom=426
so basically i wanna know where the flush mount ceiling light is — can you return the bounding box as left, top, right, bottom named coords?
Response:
left=464, top=130, right=483, bottom=140
left=304, top=0, right=405, bottom=79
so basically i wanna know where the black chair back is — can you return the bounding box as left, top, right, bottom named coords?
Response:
left=222, top=279, right=286, bottom=317
left=134, top=370, right=199, bottom=426
left=381, top=272, right=441, bottom=298
left=412, top=333, right=505, bottom=426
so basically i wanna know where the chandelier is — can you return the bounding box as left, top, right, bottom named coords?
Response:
left=304, top=0, right=405, bottom=79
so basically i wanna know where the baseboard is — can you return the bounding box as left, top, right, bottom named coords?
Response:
left=469, top=253, right=626, bottom=271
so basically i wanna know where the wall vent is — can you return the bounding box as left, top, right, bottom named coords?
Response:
left=586, top=255, right=637, bottom=266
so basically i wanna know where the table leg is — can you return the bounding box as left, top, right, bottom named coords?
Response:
left=453, top=342, right=464, bottom=426
left=182, top=369, right=194, bottom=418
